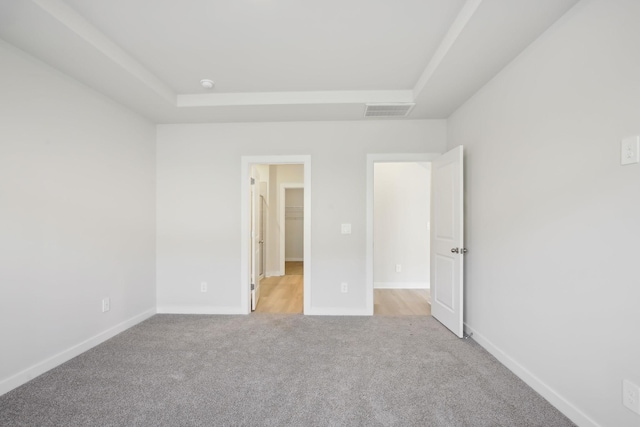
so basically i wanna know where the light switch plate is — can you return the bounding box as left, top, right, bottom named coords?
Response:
left=621, top=136, right=639, bottom=165
left=341, top=224, right=352, bottom=234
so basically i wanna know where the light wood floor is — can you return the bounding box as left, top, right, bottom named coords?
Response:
left=254, top=262, right=303, bottom=313
left=374, top=289, right=431, bottom=316
left=285, top=261, right=303, bottom=276
left=255, top=262, right=430, bottom=316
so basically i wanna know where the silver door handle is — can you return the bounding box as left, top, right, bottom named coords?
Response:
left=451, top=248, right=459, bottom=253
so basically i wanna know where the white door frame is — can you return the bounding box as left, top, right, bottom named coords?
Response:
left=241, top=155, right=312, bottom=315
left=365, top=153, right=441, bottom=315
left=280, top=183, right=304, bottom=275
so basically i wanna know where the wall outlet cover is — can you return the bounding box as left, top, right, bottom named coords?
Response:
left=621, top=136, right=640, bottom=165
left=623, top=379, right=640, bottom=415
left=101, top=297, right=110, bottom=313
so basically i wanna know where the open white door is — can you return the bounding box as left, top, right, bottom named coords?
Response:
left=431, top=146, right=464, bottom=337
left=250, top=174, right=262, bottom=311
left=258, top=182, right=267, bottom=280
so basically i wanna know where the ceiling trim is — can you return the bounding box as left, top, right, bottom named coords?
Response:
left=413, top=0, right=482, bottom=99
left=177, top=91, right=414, bottom=108
left=29, top=0, right=472, bottom=111
left=16, top=0, right=576, bottom=123
left=31, top=0, right=177, bottom=104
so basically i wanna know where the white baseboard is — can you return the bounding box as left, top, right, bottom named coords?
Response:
left=0, top=308, right=156, bottom=397
left=374, top=281, right=430, bottom=289
left=464, top=323, right=601, bottom=427
left=265, top=271, right=282, bottom=278
left=285, top=258, right=303, bottom=262
left=305, top=307, right=371, bottom=316
left=156, top=305, right=246, bottom=315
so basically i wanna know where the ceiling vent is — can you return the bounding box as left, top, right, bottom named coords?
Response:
left=364, top=103, right=415, bottom=118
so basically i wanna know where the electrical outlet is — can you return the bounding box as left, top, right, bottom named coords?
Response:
left=623, top=379, right=640, bottom=415
left=395, top=264, right=402, bottom=273
left=101, top=297, right=110, bottom=313
left=200, top=282, right=208, bottom=292
left=621, top=136, right=640, bottom=165
left=341, top=282, right=348, bottom=293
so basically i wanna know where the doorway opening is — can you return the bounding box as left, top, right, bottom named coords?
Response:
left=372, top=161, right=432, bottom=316
left=366, top=149, right=465, bottom=336
left=240, top=156, right=311, bottom=315
left=365, top=153, right=440, bottom=316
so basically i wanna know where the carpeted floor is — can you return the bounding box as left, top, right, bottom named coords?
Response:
left=0, top=314, right=575, bottom=426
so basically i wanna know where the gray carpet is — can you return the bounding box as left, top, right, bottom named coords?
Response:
left=0, top=314, right=575, bottom=426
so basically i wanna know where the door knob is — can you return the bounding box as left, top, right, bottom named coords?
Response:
left=451, top=248, right=459, bottom=253
left=461, top=248, right=468, bottom=254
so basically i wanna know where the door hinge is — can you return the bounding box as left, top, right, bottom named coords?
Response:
left=251, top=283, right=255, bottom=290
left=250, top=177, right=255, bottom=185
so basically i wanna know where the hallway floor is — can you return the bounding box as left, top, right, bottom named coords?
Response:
left=254, top=262, right=303, bottom=313
left=374, top=289, right=431, bottom=316
left=256, top=263, right=431, bottom=316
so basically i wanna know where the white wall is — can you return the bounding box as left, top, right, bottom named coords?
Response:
left=156, top=120, right=446, bottom=314
left=266, top=165, right=280, bottom=275
left=0, top=41, right=156, bottom=395
left=285, top=188, right=304, bottom=261
left=276, top=164, right=304, bottom=185
left=373, top=162, right=430, bottom=288
left=448, top=1, right=640, bottom=426
left=254, top=164, right=270, bottom=186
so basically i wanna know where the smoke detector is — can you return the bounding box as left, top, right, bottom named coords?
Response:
left=200, top=79, right=215, bottom=89
left=364, top=103, right=415, bottom=118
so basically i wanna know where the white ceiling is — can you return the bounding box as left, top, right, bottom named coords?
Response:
left=0, top=0, right=579, bottom=123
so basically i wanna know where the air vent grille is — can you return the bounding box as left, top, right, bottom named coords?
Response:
left=364, top=103, right=415, bottom=118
